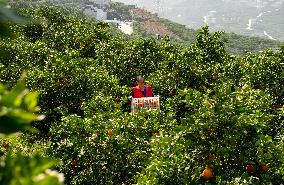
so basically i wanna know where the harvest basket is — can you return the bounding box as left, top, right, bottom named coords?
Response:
left=131, top=96, right=160, bottom=113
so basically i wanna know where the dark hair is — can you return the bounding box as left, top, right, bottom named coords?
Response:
left=136, top=75, right=144, bottom=82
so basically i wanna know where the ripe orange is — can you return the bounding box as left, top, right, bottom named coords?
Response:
left=245, top=164, right=254, bottom=174
left=260, top=164, right=269, bottom=173
left=202, top=167, right=214, bottom=181
left=107, top=129, right=113, bottom=136
left=71, top=159, right=77, bottom=166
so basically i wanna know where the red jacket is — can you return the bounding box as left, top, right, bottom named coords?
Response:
left=132, top=85, right=153, bottom=98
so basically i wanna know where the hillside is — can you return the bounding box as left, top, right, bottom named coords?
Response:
left=10, top=0, right=281, bottom=54
left=109, top=2, right=282, bottom=55
left=114, top=0, right=284, bottom=41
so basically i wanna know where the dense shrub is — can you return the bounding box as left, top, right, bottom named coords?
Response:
left=0, top=3, right=283, bottom=184
left=49, top=110, right=176, bottom=184
left=137, top=83, right=284, bottom=184
left=0, top=77, right=63, bottom=185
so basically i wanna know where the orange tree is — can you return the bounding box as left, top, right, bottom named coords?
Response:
left=0, top=6, right=130, bottom=134
left=48, top=107, right=177, bottom=184
left=1, top=3, right=283, bottom=184
left=136, top=82, right=284, bottom=184
left=0, top=75, right=64, bottom=185
left=135, top=35, right=283, bottom=183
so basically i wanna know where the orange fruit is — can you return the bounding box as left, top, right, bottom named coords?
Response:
left=202, top=167, right=214, bottom=181
left=260, top=164, right=269, bottom=173
left=71, top=159, right=77, bottom=167
left=107, top=129, right=113, bottom=140
left=245, top=164, right=254, bottom=174
left=107, top=129, right=113, bottom=136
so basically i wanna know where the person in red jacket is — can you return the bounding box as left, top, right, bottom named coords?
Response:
left=131, top=75, right=153, bottom=98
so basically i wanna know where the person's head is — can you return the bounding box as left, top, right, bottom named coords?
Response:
left=136, top=75, right=145, bottom=90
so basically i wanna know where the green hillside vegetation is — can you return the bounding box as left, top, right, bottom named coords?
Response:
left=160, top=18, right=281, bottom=54
left=0, top=1, right=284, bottom=185
left=110, top=2, right=282, bottom=55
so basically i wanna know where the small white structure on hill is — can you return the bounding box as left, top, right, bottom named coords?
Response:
left=118, top=21, right=133, bottom=35
left=82, top=0, right=133, bottom=35
left=104, top=19, right=134, bottom=35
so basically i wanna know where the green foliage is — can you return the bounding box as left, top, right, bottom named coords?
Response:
left=0, top=4, right=63, bottom=183
left=0, top=3, right=283, bottom=184
left=136, top=83, right=283, bottom=184
left=0, top=151, right=64, bottom=185
left=48, top=110, right=176, bottom=184
left=0, top=74, right=43, bottom=134
left=108, top=2, right=135, bottom=20
left=136, top=134, right=193, bottom=185
left=0, top=77, right=63, bottom=185
left=222, top=33, right=282, bottom=55
left=97, top=37, right=169, bottom=86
